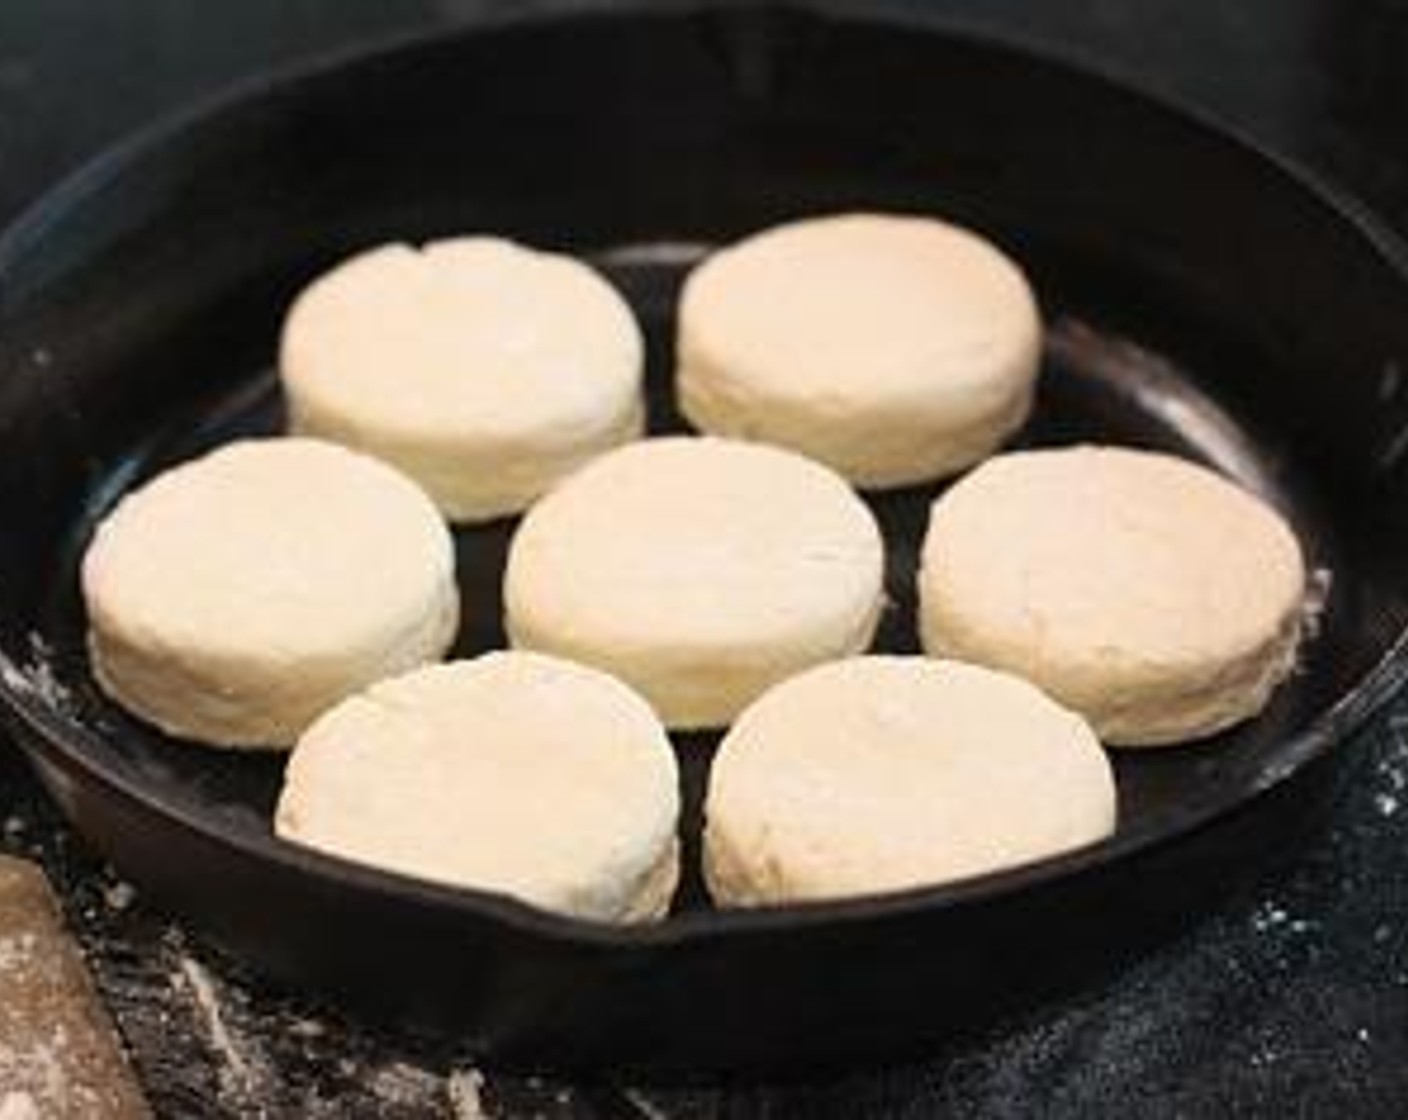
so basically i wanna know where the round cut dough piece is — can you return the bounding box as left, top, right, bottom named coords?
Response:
left=276, top=652, right=680, bottom=922
left=82, top=438, right=458, bottom=749
left=919, top=446, right=1307, bottom=746
left=677, top=212, right=1041, bottom=488
left=504, top=437, right=885, bottom=729
left=280, top=237, right=645, bottom=522
left=705, top=656, right=1115, bottom=906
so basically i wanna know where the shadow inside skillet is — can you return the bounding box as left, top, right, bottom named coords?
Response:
left=24, top=237, right=1355, bottom=918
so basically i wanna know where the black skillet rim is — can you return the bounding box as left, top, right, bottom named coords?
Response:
left=2, top=0, right=1408, bottom=951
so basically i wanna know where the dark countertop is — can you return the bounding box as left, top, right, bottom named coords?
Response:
left=1, top=2, right=1407, bottom=1116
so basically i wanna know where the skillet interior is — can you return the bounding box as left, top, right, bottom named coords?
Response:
left=2, top=3, right=1408, bottom=1070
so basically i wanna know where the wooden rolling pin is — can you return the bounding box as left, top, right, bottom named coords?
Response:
left=0, top=854, right=149, bottom=1118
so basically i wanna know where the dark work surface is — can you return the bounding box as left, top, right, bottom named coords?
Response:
left=2, top=1, right=1407, bottom=1116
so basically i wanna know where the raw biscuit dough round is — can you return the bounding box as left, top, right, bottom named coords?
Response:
left=275, top=652, right=680, bottom=922
left=503, top=436, right=885, bottom=729
left=280, top=237, right=645, bottom=522
left=82, top=438, right=458, bottom=749
left=919, top=446, right=1307, bottom=746
left=677, top=212, right=1041, bottom=488
left=704, top=656, right=1115, bottom=906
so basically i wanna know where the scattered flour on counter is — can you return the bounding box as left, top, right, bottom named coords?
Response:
left=1250, top=901, right=1317, bottom=938
left=1384, top=713, right=1408, bottom=754
left=1366, top=717, right=1408, bottom=819
left=620, top=1087, right=672, bottom=1119
left=174, top=954, right=272, bottom=1106
left=1252, top=902, right=1289, bottom=933
left=296, top=1089, right=347, bottom=1119
left=447, top=1068, right=488, bottom=1119
left=0, top=633, right=77, bottom=718
left=24, top=635, right=76, bottom=714
left=368, top=1060, right=443, bottom=1107
left=286, top=1015, right=326, bottom=1039
left=1375, top=721, right=1408, bottom=787
left=102, top=880, right=136, bottom=912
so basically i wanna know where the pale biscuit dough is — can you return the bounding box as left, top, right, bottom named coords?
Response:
left=704, top=656, right=1115, bottom=905
left=280, top=237, right=645, bottom=522
left=275, top=652, right=680, bottom=922
left=919, top=446, right=1306, bottom=746
left=82, top=438, right=458, bottom=749
left=503, top=437, right=885, bottom=729
left=677, top=212, right=1041, bottom=488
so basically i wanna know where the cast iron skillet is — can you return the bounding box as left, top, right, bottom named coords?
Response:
left=2, top=0, right=1408, bottom=1074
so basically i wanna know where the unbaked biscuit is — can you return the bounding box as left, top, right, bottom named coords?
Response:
left=281, top=237, right=644, bottom=522
left=705, top=656, right=1115, bottom=905
left=82, top=438, right=458, bottom=748
left=678, top=212, right=1040, bottom=488
left=919, top=446, right=1306, bottom=746
left=503, top=436, right=885, bottom=729
left=276, top=652, right=680, bottom=922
